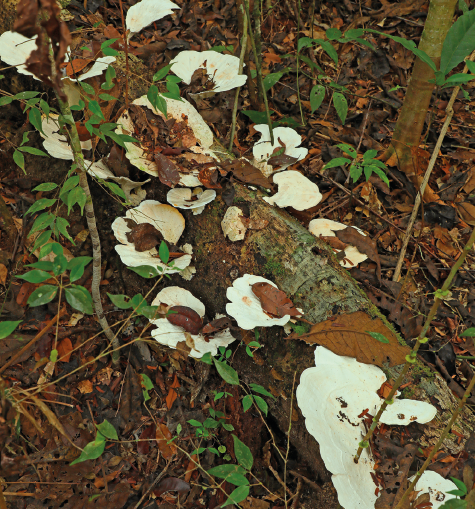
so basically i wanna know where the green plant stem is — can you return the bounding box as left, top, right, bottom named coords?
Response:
left=354, top=223, right=475, bottom=462
left=394, top=356, right=475, bottom=509
left=243, top=0, right=274, bottom=145
left=228, top=4, right=248, bottom=152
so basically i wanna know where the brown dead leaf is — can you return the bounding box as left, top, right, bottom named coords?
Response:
left=457, top=202, right=475, bottom=225
left=335, top=227, right=381, bottom=281
left=154, top=152, right=180, bottom=187
left=65, top=58, right=92, bottom=77
left=202, top=317, right=231, bottom=335
left=321, top=236, right=348, bottom=251
left=126, top=223, right=163, bottom=252
left=252, top=282, right=302, bottom=318
left=291, top=311, right=409, bottom=367
left=156, top=423, right=177, bottom=460
left=198, top=167, right=222, bottom=189
left=222, top=158, right=272, bottom=189
left=165, top=373, right=180, bottom=409
left=57, top=337, right=72, bottom=362
left=0, top=264, right=7, bottom=284
left=167, top=306, right=203, bottom=334
left=77, top=380, right=93, bottom=394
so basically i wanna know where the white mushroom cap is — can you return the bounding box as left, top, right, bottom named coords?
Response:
left=0, top=32, right=39, bottom=79
left=252, top=125, right=308, bottom=176
left=114, top=244, right=191, bottom=275
left=86, top=159, right=150, bottom=206
left=170, top=50, right=247, bottom=95
left=308, top=218, right=368, bottom=268
left=126, top=0, right=179, bottom=35
left=41, top=114, right=92, bottom=159
left=150, top=286, right=236, bottom=358
left=226, top=274, right=292, bottom=329
left=408, top=471, right=457, bottom=509
left=296, top=346, right=438, bottom=509
left=221, top=206, right=247, bottom=241
left=263, top=170, right=322, bottom=211
left=167, top=188, right=216, bottom=214
left=115, top=95, right=215, bottom=178
left=112, top=199, right=185, bottom=245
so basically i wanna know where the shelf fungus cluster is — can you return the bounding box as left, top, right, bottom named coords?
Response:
left=296, top=347, right=451, bottom=509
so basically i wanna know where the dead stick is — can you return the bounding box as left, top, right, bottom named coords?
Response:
left=0, top=307, right=67, bottom=375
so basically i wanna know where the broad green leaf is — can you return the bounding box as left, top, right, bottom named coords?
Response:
left=159, top=241, right=169, bottom=264
left=225, top=472, right=250, bottom=486
left=450, top=477, right=468, bottom=495
left=249, top=383, right=275, bottom=399
left=166, top=80, right=181, bottom=97
left=460, top=327, right=475, bottom=337
left=326, top=28, right=342, bottom=40
left=138, top=305, right=161, bottom=319
left=446, top=490, right=467, bottom=497
left=350, top=164, right=363, bottom=182
left=221, top=485, right=250, bottom=508
left=13, top=150, right=25, bottom=171
left=40, top=99, right=50, bottom=116
left=318, top=39, right=338, bottom=64
left=96, top=419, right=118, bottom=440
left=300, top=54, right=324, bottom=73
left=16, top=270, right=52, bottom=284
left=54, top=217, right=74, bottom=243
left=336, top=143, right=357, bottom=158
left=67, top=187, right=87, bottom=214
left=147, top=84, right=160, bottom=111
left=105, top=65, right=116, bottom=82
left=264, top=72, right=284, bottom=91
left=88, top=100, right=105, bottom=120
left=101, top=38, right=118, bottom=49
left=104, top=181, right=126, bottom=199
left=70, top=437, right=106, bottom=465
left=253, top=395, right=268, bottom=415
left=65, top=285, right=93, bottom=314
left=441, top=9, right=475, bottom=74
left=188, top=419, right=204, bottom=427
left=459, top=0, right=468, bottom=12
left=310, top=84, right=325, bottom=113
left=70, top=100, right=85, bottom=111
left=18, top=146, right=49, bottom=157
left=29, top=108, right=45, bottom=135
left=242, top=110, right=269, bottom=124
left=99, top=93, right=117, bottom=101
left=242, top=394, right=253, bottom=412
left=232, top=435, right=253, bottom=470
left=439, top=499, right=467, bottom=509
left=0, top=320, right=22, bottom=339
left=0, top=97, right=13, bottom=106
left=14, top=91, right=40, bottom=100
left=444, top=73, right=475, bottom=84
left=323, top=157, right=351, bottom=169
left=67, top=256, right=92, bottom=282
left=207, top=464, right=246, bottom=479
left=26, top=198, right=56, bottom=216
left=466, top=60, right=475, bottom=74
left=362, top=149, right=378, bottom=161
left=368, top=165, right=390, bottom=186
left=191, top=447, right=206, bottom=455
left=344, top=28, right=364, bottom=40
left=153, top=64, right=172, bottom=81
left=26, top=261, right=54, bottom=271
left=60, top=176, right=80, bottom=198
left=30, top=230, right=52, bottom=254
left=333, top=92, right=348, bottom=124
left=213, top=358, right=239, bottom=385
left=107, top=293, right=133, bottom=309
left=32, top=182, right=58, bottom=192
left=79, top=81, right=95, bottom=95
left=52, top=253, right=68, bottom=276
left=200, top=352, right=213, bottom=365
left=297, top=36, right=313, bottom=52
left=128, top=265, right=160, bottom=278
left=366, top=331, right=389, bottom=344
left=27, top=285, right=58, bottom=306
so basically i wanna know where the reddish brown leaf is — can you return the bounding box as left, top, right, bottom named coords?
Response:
left=198, top=167, right=222, bottom=189
left=153, top=477, right=190, bottom=498
left=154, top=152, right=181, bottom=187
left=125, top=223, right=163, bottom=252
left=156, top=423, right=176, bottom=460
left=166, top=373, right=180, bottom=409
left=75, top=122, right=93, bottom=142
left=57, top=337, right=72, bottom=362
left=202, top=317, right=231, bottom=335
left=137, top=424, right=155, bottom=455
left=167, top=306, right=203, bottom=334
left=268, top=154, right=299, bottom=167
left=65, top=58, right=92, bottom=77
left=106, top=144, right=130, bottom=177
left=251, top=282, right=302, bottom=318
left=222, top=158, right=272, bottom=189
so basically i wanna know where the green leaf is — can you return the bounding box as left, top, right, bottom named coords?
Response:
left=99, top=93, right=117, bottom=101
left=60, top=176, right=79, bottom=198
left=213, top=358, right=239, bottom=385
left=232, top=435, right=253, bottom=470
left=333, top=92, right=348, bottom=124
left=26, top=261, right=54, bottom=271
left=441, top=9, right=475, bottom=75
left=27, top=285, right=58, bottom=306
left=264, top=71, right=284, bottom=91
left=191, top=447, right=206, bottom=455
left=446, top=490, right=467, bottom=497
left=159, top=241, right=169, bottom=264
left=188, top=419, right=204, bottom=427
left=300, top=54, right=324, bottom=73
left=50, top=349, right=58, bottom=362
left=466, top=60, right=475, bottom=74
left=336, top=143, right=357, bottom=158
left=107, top=293, right=133, bottom=309
left=242, top=394, right=253, bottom=412
left=153, top=64, right=172, bottom=81
left=326, top=28, right=342, bottom=40
left=67, top=256, right=92, bottom=282
left=140, top=373, right=154, bottom=391
left=65, top=285, right=93, bottom=314
left=439, top=500, right=467, bottom=509
left=102, top=47, right=119, bottom=57
left=14, top=91, right=40, bottom=100
left=0, top=97, right=13, bottom=106
left=362, top=149, right=378, bottom=161
left=253, top=395, right=268, bottom=416
left=368, top=165, right=390, bottom=186
left=318, top=39, right=338, bottom=64
left=70, top=437, right=106, bottom=465
left=67, top=187, right=87, bottom=214
left=128, top=265, right=160, bottom=278
left=40, top=99, right=50, bottom=116
left=221, top=485, right=250, bottom=508
left=79, top=81, right=95, bottom=95
left=0, top=320, right=22, bottom=339
left=70, top=99, right=85, bottom=111
left=249, top=383, right=275, bottom=399
left=18, top=146, right=49, bottom=157
left=30, top=230, right=53, bottom=254
left=147, top=84, right=160, bottom=111
left=207, top=464, right=246, bottom=479
left=366, top=331, right=389, bottom=344
left=225, top=472, right=250, bottom=486
left=26, top=198, right=56, bottom=216
left=310, top=84, right=325, bottom=113
left=444, top=73, right=475, bottom=84
left=16, top=270, right=52, bottom=284
left=54, top=217, right=74, bottom=243
left=460, top=327, right=475, bottom=337
left=105, top=65, right=116, bottom=82
left=88, top=100, right=105, bottom=121
left=13, top=150, right=25, bottom=171
left=52, top=253, right=68, bottom=277
left=104, top=181, right=126, bottom=199
left=101, top=38, right=119, bottom=49
left=32, top=182, right=58, bottom=192
left=29, top=107, right=45, bottom=135
left=96, top=419, right=118, bottom=440
left=242, top=110, right=270, bottom=124
left=201, top=352, right=213, bottom=365
left=165, top=80, right=181, bottom=97
left=450, top=477, right=468, bottom=495
left=323, top=157, right=351, bottom=169
left=350, top=164, right=363, bottom=183
left=344, top=28, right=365, bottom=40
left=297, top=36, right=313, bottom=52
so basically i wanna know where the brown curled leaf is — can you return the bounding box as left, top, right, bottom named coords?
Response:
left=167, top=306, right=203, bottom=335
left=252, top=282, right=302, bottom=318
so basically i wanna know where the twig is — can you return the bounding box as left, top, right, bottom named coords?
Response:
left=291, top=478, right=303, bottom=509
left=228, top=4, right=248, bottom=152
left=354, top=224, right=475, bottom=463
left=0, top=307, right=67, bottom=375
left=392, top=50, right=475, bottom=282
left=132, top=461, right=170, bottom=509
left=243, top=0, right=274, bottom=145
left=395, top=350, right=475, bottom=509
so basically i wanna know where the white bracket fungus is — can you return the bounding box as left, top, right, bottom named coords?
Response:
left=297, top=346, right=438, bottom=509
left=308, top=218, right=368, bottom=268
left=221, top=206, right=247, bottom=241
left=149, top=286, right=236, bottom=358
left=167, top=188, right=216, bottom=215
left=115, top=95, right=216, bottom=183
left=126, top=0, right=179, bottom=36
left=0, top=32, right=39, bottom=79
left=170, top=50, right=247, bottom=96
left=112, top=200, right=191, bottom=274
left=252, top=125, right=308, bottom=176
left=408, top=471, right=457, bottom=509
left=263, top=170, right=322, bottom=211
left=226, top=274, right=293, bottom=329
left=41, top=114, right=92, bottom=159
left=86, top=159, right=150, bottom=206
